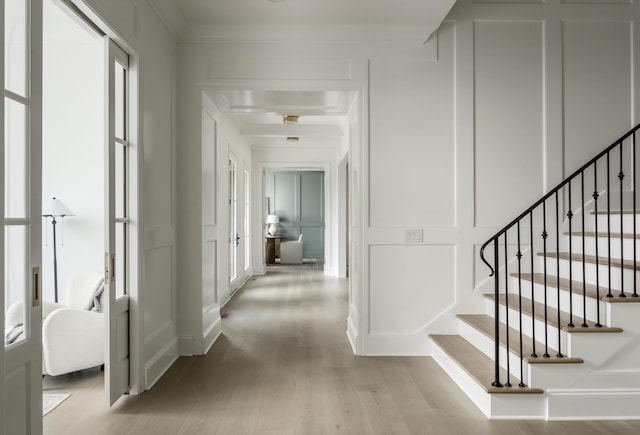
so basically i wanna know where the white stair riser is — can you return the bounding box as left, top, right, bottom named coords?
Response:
left=509, top=279, right=605, bottom=325
left=488, top=299, right=565, bottom=355
left=606, top=303, right=640, bottom=333
left=595, top=213, right=640, bottom=234
left=569, top=235, right=640, bottom=261
left=547, top=257, right=639, bottom=296
left=459, top=320, right=532, bottom=385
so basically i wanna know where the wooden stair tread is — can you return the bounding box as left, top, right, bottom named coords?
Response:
left=457, top=314, right=582, bottom=364
left=516, top=273, right=640, bottom=304
left=483, top=293, right=622, bottom=332
left=539, top=252, right=640, bottom=271
left=591, top=210, right=640, bottom=215
left=430, top=334, right=543, bottom=394
left=565, top=231, right=639, bottom=240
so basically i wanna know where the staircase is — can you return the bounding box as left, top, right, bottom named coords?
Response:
left=431, top=125, right=640, bottom=420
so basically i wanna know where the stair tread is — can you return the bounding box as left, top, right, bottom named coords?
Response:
left=591, top=210, right=640, bottom=215
left=565, top=231, right=639, bottom=240
left=483, top=293, right=620, bottom=331
left=430, top=334, right=543, bottom=394
left=457, top=314, right=582, bottom=363
left=540, top=252, right=640, bottom=271
left=516, top=273, right=640, bottom=303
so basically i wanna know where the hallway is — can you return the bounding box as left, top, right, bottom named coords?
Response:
left=45, top=268, right=640, bottom=434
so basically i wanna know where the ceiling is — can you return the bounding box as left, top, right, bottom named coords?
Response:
left=171, top=0, right=457, bottom=150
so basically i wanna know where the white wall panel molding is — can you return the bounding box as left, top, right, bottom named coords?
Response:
left=144, top=226, right=174, bottom=250
left=144, top=320, right=174, bottom=357
left=209, top=58, right=352, bottom=81
left=562, top=20, right=633, bottom=175
left=473, top=20, right=544, bottom=228
left=368, top=245, right=455, bottom=335
left=145, top=337, right=178, bottom=389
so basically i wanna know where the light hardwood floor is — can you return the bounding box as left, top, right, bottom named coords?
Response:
left=44, top=267, right=640, bottom=434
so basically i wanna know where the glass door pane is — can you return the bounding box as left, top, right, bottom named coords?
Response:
left=229, top=158, right=237, bottom=283
left=5, top=0, right=27, bottom=97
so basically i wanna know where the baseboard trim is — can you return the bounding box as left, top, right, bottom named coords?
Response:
left=178, top=334, right=194, bottom=356
left=203, top=316, right=222, bottom=354
left=347, top=315, right=358, bottom=354
left=145, top=338, right=178, bottom=390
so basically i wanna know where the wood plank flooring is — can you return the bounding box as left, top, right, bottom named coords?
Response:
left=44, top=268, right=640, bottom=434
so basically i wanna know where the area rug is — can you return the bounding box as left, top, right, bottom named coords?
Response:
left=43, top=393, right=70, bottom=416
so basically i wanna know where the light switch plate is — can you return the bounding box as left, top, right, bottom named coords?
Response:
left=404, top=229, right=423, bottom=244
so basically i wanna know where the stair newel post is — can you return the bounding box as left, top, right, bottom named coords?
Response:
left=516, top=222, right=525, bottom=386
left=555, top=192, right=564, bottom=356
left=567, top=181, right=575, bottom=327
left=619, top=142, right=626, bottom=298
left=633, top=132, right=638, bottom=298
left=593, top=162, right=602, bottom=328
left=492, top=238, right=503, bottom=388
left=504, top=232, right=512, bottom=387
left=542, top=201, right=550, bottom=358
left=530, top=211, right=538, bottom=358
left=581, top=172, right=589, bottom=328
left=607, top=151, right=613, bottom=298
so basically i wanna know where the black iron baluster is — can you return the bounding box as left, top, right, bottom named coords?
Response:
left=542, top=201, right=550, bottom=358
left=516, top=222, right=525, bottom=386
left=620, top=143, right=626, bottom=298
left=530, top=211, right=537, bottom=358
left=567, top=182, right=575, bottom=327
left=555, top=192, right=564, bottom=356
left=492, top=239, right=503, bottom=388
left=593, top=162, right=602, bottom=328
left=581, top=172, right=588, bottom=328
left=504, top=233, right=511, bottom=387
left=607, top=151, right=613, bottom=298
left=634, top=132, right=638, bottom=298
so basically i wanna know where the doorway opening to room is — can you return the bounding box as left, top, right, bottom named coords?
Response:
left=38, top=0, right=137, bottom=417
left=264, top=169, right=326, bottom=270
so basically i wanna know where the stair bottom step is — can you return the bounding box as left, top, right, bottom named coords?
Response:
left=430, top=334, right=543, bottom=394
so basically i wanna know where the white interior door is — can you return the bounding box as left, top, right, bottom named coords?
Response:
left=229, top=155, right=238, bottom=292
left=3, top=0, right=43, bottom=433
left=104, top=37, right=130, bottom=407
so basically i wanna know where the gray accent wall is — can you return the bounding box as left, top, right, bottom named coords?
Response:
left=267, top=171, right=324, bottom=259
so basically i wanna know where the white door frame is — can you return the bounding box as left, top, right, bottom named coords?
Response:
left=59, top=0, right=143, bottom=396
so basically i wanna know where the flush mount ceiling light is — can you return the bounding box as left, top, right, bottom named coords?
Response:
left=283, top=115, right=299, bottom=124
left=287, top=136, right=299, bottom=142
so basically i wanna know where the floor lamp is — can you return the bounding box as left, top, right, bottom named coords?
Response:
left=42, top=197, right=75, bottom=303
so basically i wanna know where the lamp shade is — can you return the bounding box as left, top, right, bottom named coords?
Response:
left=42, top=197, right=75, bottom=217
left=266, top=214, right=280, bottom=224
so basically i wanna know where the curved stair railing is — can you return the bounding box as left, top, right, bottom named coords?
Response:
left=480, top=123, right=640, bottom=388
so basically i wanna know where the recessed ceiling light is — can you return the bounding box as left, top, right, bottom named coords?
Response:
left=283, top=115, right=298, bottom=124
left=287, top=136, right=299, bottom=142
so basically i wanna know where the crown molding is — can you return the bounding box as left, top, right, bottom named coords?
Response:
left=147, top=0, right=185, bottom=40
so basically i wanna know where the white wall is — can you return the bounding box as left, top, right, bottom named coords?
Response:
left=42, top=0, right=104, bottom=304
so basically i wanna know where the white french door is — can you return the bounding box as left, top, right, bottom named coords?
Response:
left=228, top=155, right=238, bottom=293
left=2, top=0, right=43, bottom=433
left=104, top=37, right=130, bottom=407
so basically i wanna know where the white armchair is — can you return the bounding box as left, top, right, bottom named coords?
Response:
left=5, top=272, right=105, bottom=376
left=42, top=272, right=105, bottom=376
left=280, top=234, right=304, bottom=264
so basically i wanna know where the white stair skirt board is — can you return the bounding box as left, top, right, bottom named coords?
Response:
left=43, top=393, right=70, bottom=416
left=430, top=337, right=546, bottom=419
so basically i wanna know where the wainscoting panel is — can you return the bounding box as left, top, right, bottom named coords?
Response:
left=562, top=20, right=632, bottom=176
left=369, top=245, right=455, bottom=335
left=368, top=21, right=455, bottom=229
left=474, top=20, right=544, bottom=228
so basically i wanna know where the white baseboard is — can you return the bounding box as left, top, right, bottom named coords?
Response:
left=178, top=334, right=194, bottom=356
left=364, top=332, right=429, bottom=356
left=203, top=316, right=222, bottom=354
left=145, top=338, right=178, bottom=390
left=347, top=315, right=358, bottom=354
